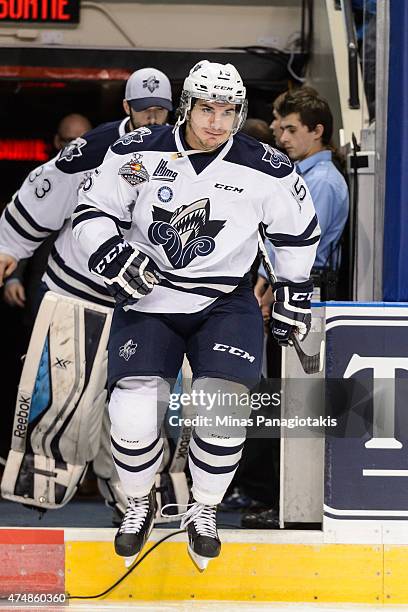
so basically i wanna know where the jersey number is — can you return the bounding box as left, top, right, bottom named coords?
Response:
left=293, top=176, right=307, bottom=202
left=35, top=179, right=51, bottom=199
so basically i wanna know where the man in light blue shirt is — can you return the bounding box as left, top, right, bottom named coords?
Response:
left=256, top=91, right=349, bottom=303
left=293, top=149, right=349, bottom=268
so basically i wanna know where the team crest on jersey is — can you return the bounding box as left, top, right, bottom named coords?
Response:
left=261, top=144, right=291, bottom=169
left=119, top=339, right=137, bottom=361
left=148, top=198, right=225, bottom=269
left=58, top=137, right=87, bottom=162
left=157, top=186, right=173, bottom=203
left=114, top=127, right=152, bottom=147
left=118, top=153, right=150, bottom=186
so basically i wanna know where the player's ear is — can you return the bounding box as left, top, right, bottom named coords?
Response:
left=313, top=123, right=324, bottom=141
left=123, top=99, right=131, bottom=116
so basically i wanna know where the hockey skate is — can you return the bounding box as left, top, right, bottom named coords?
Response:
left=180, top=495, right=221, bottom=571
left=114, top=486, right=156, bottom=567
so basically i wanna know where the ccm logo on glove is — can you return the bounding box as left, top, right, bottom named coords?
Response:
left=89, top=235, right=159, bottom=306
left=93, top=241, right=128, bottom=274
left=291, top=291, right=314, bottom=301
left=270, top=280, right=313, bottom=346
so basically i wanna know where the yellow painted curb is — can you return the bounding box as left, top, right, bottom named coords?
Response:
left=66, top=540, right=383, bottom=603
left=384, top=545, right=408, bottom=604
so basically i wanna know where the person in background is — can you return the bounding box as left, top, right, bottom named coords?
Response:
left=241, top=118, right=274, bottom=144
left=257, top=88, right=348, bottom=304
left=3, top=113, right=93, bottom=317
left=243, top=90, right=349, bottom=530
left=0, top=67, right=173, bottom=517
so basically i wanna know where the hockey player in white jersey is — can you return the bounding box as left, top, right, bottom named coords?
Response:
left=0, top=68, right=173, bottom=518
left=72, top=60, right=320, bottom=570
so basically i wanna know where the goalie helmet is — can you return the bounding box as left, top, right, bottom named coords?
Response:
left=175, top=60, right=248, bottom=135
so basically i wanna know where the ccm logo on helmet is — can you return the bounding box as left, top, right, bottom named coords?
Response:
left=213, top=85, right=233, bottom=90
left=213, top=343, right=255, bottom=363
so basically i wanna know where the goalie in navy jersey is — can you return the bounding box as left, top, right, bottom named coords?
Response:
left=72, top=60, right=320, bottom=570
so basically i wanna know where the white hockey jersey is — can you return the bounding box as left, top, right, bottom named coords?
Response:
left=0, top=118, right=130, bottom=308
left=73, top=125, right=320, bottom=314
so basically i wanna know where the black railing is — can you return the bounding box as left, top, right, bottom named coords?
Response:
left=341, top=0, right=360, bottom=109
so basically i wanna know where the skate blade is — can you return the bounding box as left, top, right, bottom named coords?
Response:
left=124, top=553, right=138, bottom=568
left=187, top=545, right=211, bottom=572
left=123, top=517, right=155, bottom=568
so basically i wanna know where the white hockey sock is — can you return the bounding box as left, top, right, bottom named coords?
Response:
left=188, top=377, right=251, bottom=505
left=189, top=432, right=246, bottom=505
left=109, top=376, right=169, bottom=497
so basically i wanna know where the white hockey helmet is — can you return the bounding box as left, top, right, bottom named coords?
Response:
left=175, top=60, right=248, bottom=134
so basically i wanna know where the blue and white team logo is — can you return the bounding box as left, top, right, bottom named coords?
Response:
left=113, top=127, right=152, bottom=147
left=148, top=198, right=225, bottom=269
left=143, top=75, right=160, bottom=93
left=119, top=339, right=137, bottom=361
left=157, top=186, right=173, bottom=203
left=261, top=144, right=291, bottom=169
left=59, top=137, right=87, bottom=162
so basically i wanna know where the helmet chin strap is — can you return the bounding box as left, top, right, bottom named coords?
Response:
left=170, top=141, right=229, bottom=160
left=170, top=125, right=231, bottom=160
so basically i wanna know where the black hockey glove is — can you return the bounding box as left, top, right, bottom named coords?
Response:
left=270, top=280, right=313, bottom=346
left=88, top=235, right=159, bottom=306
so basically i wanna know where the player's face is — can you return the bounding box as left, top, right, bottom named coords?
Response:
left=270, top=109, right=283, bottom=147
left=279, top=112, right=321, bottom=160
left=130, top=106, right=169, bottom=129
left=186, top=99, right=236, bottom=151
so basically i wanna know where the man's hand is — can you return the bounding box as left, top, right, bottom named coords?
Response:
left=3, top=280, right=26, bottom=308
left=88, top=235, right=159, bottom=305
left=270, top=280, right=313, bottom=346
left=254, top=275, right=269, bottom=305
left=0, top=253, right=17, bottom=287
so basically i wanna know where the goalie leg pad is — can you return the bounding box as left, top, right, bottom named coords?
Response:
left=1, top=292, right=112, bottom=509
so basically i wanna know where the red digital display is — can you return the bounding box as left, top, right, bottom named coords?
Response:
left=0, top=140, right=50, bottom=161
left=0, top=0, right=79, bottom=24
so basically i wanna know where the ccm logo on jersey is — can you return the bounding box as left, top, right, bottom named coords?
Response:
left=214, top=183, right=244, bottom=193
left=213, top=343, right=255, bottom=363
left=94, top=241, right=127, bottom=274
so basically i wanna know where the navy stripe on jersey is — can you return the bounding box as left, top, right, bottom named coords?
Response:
left=72, top=204, right=131, bottom=231
left=192, top=433, right=245, bottom=456
left=45, top=262, right=113, bottom=308
left=4, top=209, right=45, bottom=242
left=273, top=235, right=320, bottom=247
left=14, top=196, right=56, bottom=233
left=50, top=247, right=111, bottom=295
left=264, top=215, right=320, bottom=247
left=159, top=269, right=242, bottom=285
left=189, top=448, right=240, bottom=474
left=159, top=278, right=229, bottom=298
